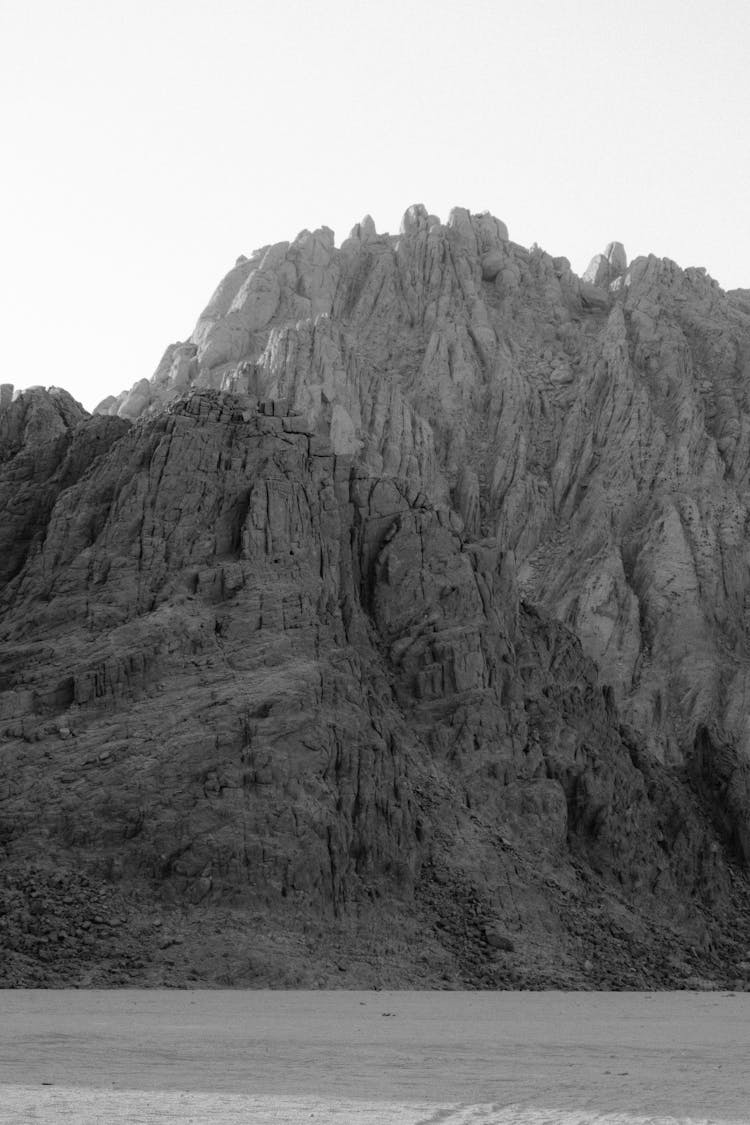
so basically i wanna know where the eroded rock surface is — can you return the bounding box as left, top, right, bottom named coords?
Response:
left=3, top=206, right=750, bottom=987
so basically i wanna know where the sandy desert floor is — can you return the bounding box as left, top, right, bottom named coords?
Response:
left=0, top=990, right=748, bottom=1123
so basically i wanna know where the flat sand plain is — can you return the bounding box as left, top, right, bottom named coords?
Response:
left=0, top=990, right=748, bottom=1124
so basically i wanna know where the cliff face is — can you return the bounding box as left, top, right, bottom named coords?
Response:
left=2, top=207, right=750, bottom=988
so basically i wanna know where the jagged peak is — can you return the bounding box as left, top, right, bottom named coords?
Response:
left=399, top=203, right=431, bottom=235
left=292, top=225, right=335, bottom=253
left=398, top=203, right=510, bottom=247
left=582, top=242, right=627, bottom=287
left=93, top=207, right=740, bottom=433
left=605, top=241, right=627, bottom=274
left=1, top=383, right=85, bottom=412
left=0, top=383, right=89, bottom=461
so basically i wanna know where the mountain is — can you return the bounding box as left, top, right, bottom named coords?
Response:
left=2, top=206, right=750, bottom=989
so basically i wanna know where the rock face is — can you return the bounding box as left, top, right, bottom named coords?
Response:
left=3, top=208, right=750, bottom=988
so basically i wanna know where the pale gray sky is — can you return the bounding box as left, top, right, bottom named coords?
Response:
left=3, top=0, right=749, bottom=410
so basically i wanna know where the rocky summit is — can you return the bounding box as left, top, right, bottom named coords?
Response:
left=3, top=206, right=750, bottom=990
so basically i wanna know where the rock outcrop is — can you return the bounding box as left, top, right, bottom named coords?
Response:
left=3, top=206, right=750, bottom=988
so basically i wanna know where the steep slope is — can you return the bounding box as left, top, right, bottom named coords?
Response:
left=2, top=206, right=750, bottom=988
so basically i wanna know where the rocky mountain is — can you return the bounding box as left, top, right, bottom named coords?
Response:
left=2, top=206, right=750, bottom=989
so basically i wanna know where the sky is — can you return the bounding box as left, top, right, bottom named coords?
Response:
left=3, top=0, right=750, bottom=411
